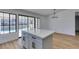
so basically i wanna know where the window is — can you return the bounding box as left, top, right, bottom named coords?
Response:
left=19, top=16, right=27, bottom=30
left=19, top=15, right=28, bottom=36
left=0, top=12, right=40, bottom=37
left=0, top=13, right=3, bottom=34
left=10, top=14, right=16, bottom=32
left=3, top=13, right=9, bottom=33
left=35, top=18, right=40, bottom=29
left=28, top=17, right=34, bottom=29
left=18, top=15, right=40, bottom=37
left=0, top=12, right=16, bottom=34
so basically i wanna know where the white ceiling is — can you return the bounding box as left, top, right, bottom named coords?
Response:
left=24, top=9, right=66, bottom=16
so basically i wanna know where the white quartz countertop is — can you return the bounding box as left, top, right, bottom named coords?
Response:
left=22, top=28, right=54, bottom=39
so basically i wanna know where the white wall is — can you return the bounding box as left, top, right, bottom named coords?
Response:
left=48, top=9, right=75, bottom=35
left=40, top=17, right=49, bottom=29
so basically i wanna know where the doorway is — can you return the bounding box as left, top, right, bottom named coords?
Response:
left=75, top=12, right=79, bottom=36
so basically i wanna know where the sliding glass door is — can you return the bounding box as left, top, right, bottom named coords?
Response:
left=0, top=13, right=3, bottom=34
left=19, top=15, right=27, bottom=30
left=0, top=12, right=17, bottom=34
left=10, top=14, right=16, bottom=32
left=3, top=13, right=9, bottom=33
left=19, top=15, right=28, bottom=36
left=28, top=17, right=34, bottom=30
left=35, top=18, right=40, bottom=29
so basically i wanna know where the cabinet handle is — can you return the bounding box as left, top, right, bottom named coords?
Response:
left=32, top=42, right=36, bottom=48
left=23, top=36, right=25, bottom=41
left=32, top=36, right=36, bottom=39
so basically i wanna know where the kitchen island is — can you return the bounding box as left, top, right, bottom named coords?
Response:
left=22, top=28, right=54, bottom=49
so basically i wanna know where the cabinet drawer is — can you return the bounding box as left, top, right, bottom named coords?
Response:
left=22, top=36, right=29, bottom=49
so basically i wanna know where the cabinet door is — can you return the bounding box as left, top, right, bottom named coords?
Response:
left=34, top=38, right=43, bottom=49
left=28, top=35, right=33, bottom=49
left=22, top=33, right=29, bottom=49
left=22, top=36, right=27, bottom=49
left=31, top=36, right=43, bottom=49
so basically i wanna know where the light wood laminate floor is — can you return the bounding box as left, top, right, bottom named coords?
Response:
left=0, top=40, right=18, bottom=49
left=0, top=33, right=79, bottom=49
left=53, top=33, right=79, bottom=49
